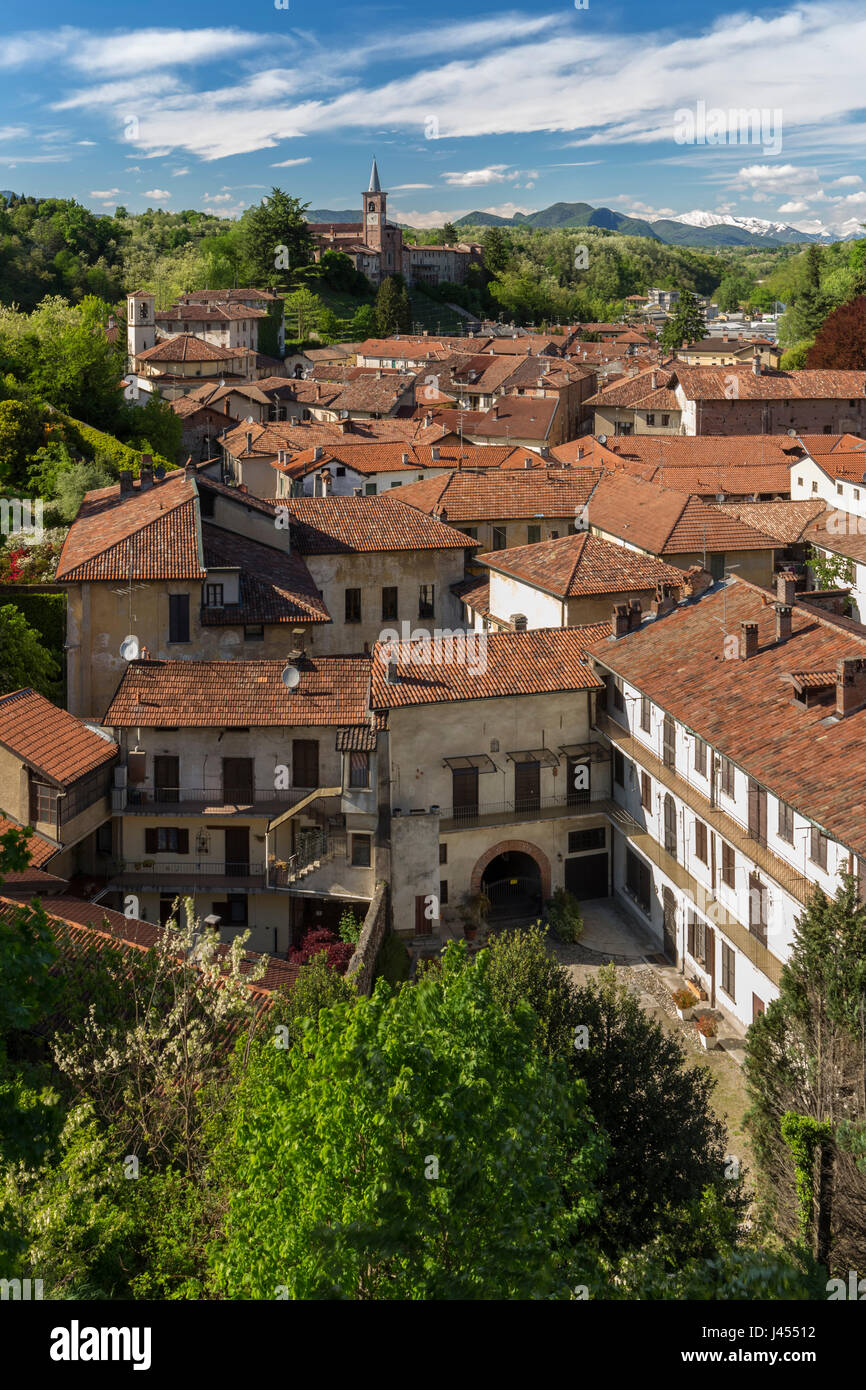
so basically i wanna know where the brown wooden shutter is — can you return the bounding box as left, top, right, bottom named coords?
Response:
left=687, top=912, right=695, bottom=957
left=178, top=829, right=189, bottom=855
left=145, top=828, right=157, bottom=853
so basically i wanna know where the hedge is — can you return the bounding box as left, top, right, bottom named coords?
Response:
left=4, top=591, right=65, bottom=653
left=60, top=417, right=176, bottom=477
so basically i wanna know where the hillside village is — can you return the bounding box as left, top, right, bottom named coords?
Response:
left=3, top=149, right=866, bottom=1311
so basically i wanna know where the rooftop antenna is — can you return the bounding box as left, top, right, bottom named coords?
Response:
left=110, top=536, right=148, bottom=630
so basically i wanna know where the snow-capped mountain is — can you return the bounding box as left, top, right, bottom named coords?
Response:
left=654, top=209, right=811, bottom=239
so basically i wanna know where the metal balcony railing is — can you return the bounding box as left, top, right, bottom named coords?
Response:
left=123, top=786, right=310, bottom=812
left=113, top=859, right=265, bottom=880
left=438, top=788, right=613, bottom=832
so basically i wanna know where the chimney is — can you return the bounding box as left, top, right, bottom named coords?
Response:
left=774, top=603, right=793, bottom=641
left=752, top=354, right=761, bottom=376
left=385, top=658, right=399, bottom=685
left=246, top=430, right=253, bottom=453
left=740, top=621, right=759, bottom=659
left=139, top=462, right=153, bottom=491
left=612, top=602, right=630, bottom=638
left=425, top=412, right=433, bottom=427
left=119, top=470, right=134, bottom=496
left=628, top=598, right=643, bottom=631
left=650, top=585, right=674, bottom=619
left=539, top=445, right=550, bottom=459
left=651, top=371, right=658, bottom=390
left=836, top=657, right=866, bottom=717
left=491, top=404, right=499, bottom=419
left=184, top=459, right=196, bottom=479
left=776, top=571, right=797, bottom=607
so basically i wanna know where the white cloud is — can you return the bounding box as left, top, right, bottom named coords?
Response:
left=172, top=167, right=189, bottom=176
left=77, top=139, right=97, bottom=146
left=443, top=165, right=515, bottom=187
left=270, top=156, right=312, bottom=167
left=144, top=188, right=170, bottom=199
left=390, top=183, right=433, bottom=190
left=203, top=193, right=234, bottom=203
left=831, top=174, right=862, bottom=186
left=90, top=187, right=119, bottom=197
left=71, top=28, right=265, bottom=75
left=778, top=200, right=810, bottom=213
left=0, top=126, right=29, bottom=141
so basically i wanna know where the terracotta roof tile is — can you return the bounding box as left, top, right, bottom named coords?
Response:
left=275, top=494, right=475, bottom=554
left=200, top=524, right=330, bottom=624
left=0, top=689, right=117, bottom=786
left=673, top=364, right=866, bottom=401
left=56, top=473, right=202, bottom=582
left=718, top=500, right=826, bottom=544
left=481, top=531, right=684, bottom=598
left=392, top=468, right=602, bottom=522
left=584, top=473, right=778, bottom=555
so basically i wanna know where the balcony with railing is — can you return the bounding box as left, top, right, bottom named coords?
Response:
left=595, top=710, right=814, bottom=907
left=439, top=787, right=615, bottom=834
left=121, top=785, right=311, bottom=816
left=109, top=859, right=266, bottom=891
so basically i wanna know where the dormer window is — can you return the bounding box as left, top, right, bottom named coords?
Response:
left=205, top=583, right=224, bottom=608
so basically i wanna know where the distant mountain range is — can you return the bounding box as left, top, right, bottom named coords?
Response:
left=305, top=199, right=859, bottom=245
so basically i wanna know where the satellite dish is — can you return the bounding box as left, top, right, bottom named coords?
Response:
left=787, top=428, right=797, bottom=437
left=716, top=492, right=725, bottom=503
left=245, top=415, right=254, bottom=424
left=219, top=378, right=225, bottom=387
left=281, top=662, right=300, bottom=690
left=597, top=434, right=608, bottom=445
left=120, top=635, right=140, bottom=662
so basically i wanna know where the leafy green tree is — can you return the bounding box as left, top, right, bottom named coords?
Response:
left=481, top=226, right=509, bottom=274
left=745, top=875, right=866, bottom=1272
left=442, top=223, right=458, bottom=243
left=212, top=943, right=606, bottom=1298
left=349, top=304, right=378, bottom=339
left=241, top=188, right=314, bottom=287
left=661, top=289, right=707, bottom=350
left=375, top=275, right=410, bottom=336
left=284, top=286, right=323, bottom=342
left=0, top=604, right=61, bottom=697
left=807, top=544, right=854, bottom=590
left=315, top=308, right=342, bottom=344
left=51, top=457, right=115, bottom=523
left=780, top=340, right=815, bottom=370
left=0, top=399, right=43, bottom=488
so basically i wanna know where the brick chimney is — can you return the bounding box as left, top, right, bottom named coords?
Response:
left=612, top=602, right=630, bottom=638
left=651, top=371, right=658, bottom=390
left=774, top=603, right=793, bottom=641
left=740, top=621, right=759, bottom=659
left=681, top=565, right=712, bottom=598
left=752, top=354, right=762, bottom=376
left=491, top=403, right=499, bottom=419
left=119, top=470, right=134, bottom=496
left=835, top=657, right=866, bottom=717
left=650, top=585, right=675, bottom=618
left=628, top=598, right=643, bottom=631
left=776, top=571, right=797, bottom=606
left=139, top=462, right=153, bottom=491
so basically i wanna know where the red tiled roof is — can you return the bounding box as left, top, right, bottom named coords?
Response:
left=481, top=531, right=685, bottom=598
left=370, top=625, right=608, bottom=708
left=0, top=689, right=117, bottom=786
left=0, top=814, right=62, bottom=868
left=673, top=364, right=866, bottom=401
left=718, top=500, right=826, bottom=544
left=104, top=656, right=375, bottom=729
left=583, top=473, right=777, bottom=555
left=56, top=473, right=203, bottom=582
left=200, top=524, right=330, bottom=625
left=391, top=467, right=602, bottom=522
left=137, top=334, right=242, bottom=363
left=276, top=494, right=476, bottom=554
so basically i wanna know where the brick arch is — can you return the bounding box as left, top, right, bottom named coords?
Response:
left=470, top=840, right=551, bottom=901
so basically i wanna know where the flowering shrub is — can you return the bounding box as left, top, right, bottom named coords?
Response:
left=290, top=927, right=354, bottom=974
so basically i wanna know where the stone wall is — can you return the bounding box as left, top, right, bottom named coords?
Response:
left=348, top=878, right=389, bottom=995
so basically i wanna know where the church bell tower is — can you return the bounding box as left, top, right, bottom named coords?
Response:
left=363, top=157, right=386, bottom=252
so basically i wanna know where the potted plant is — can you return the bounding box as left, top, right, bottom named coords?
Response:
left=672, top=987, right=694, bottom=1021
left=695, top=1014, right=718, bottom=1050
left=457, top=890, right=490, bottom=943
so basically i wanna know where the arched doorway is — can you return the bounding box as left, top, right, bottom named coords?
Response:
left=482, top=850, right=542, bottom=918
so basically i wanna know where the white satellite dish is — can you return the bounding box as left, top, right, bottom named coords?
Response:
left=245, top=415, right=254, bottom=424
left=597, top=434, right=607, bottom=445
left=716, top=493, right=725, bottom=503
left=120, top=635, right=140, bottom=662
left=281, top=662, right=301, bottom=690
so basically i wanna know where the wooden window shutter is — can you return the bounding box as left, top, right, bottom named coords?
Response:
left=687, top=913, right=695, bottom=957
left=178, top=829, right=189, bottom=855
left=145, top=828, right=157, bottom=853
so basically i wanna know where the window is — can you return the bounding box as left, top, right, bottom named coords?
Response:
left=351, top=834, right=372, bottom=868
left=349, top=751, right=370, bottom=788
left=462, top=527, right=478, bottom=541
left=96, top=822, right=113, bottom=856
left=439, top=842, right=447, bottom=864
left=749, top=872, right=768, bottom=946
left=244, top=624, right=264, bottom=641
left=205, top=583, right=224, bottom=608
left=721, top=941, right=735, bottom=999
left=812, top=481, right=818, bottom=493
left=640, top=694, right=651, bottom=732
left=810, top=825, right=828, bottom=870
left=199, top=490, right=215, bottom=518
left=568, top=827, right=605, bottom=853
left=687, top=912, right=707, bottom=968
left=694, top=818, right=708, bottom=865
left=661, top=414, right=670, bottom=427
left=527, top=524, right=541, bottom=545
left=719, top=755, right=735, bottom=798
left=30, top=780, right=59, bottom=826
left=381, top=586, right=398, bottom=621
left=640, top=771, right=652, bottom=811
left=721, top=840, right=735, bottom=888
left=345, top=588, right=362, bottom=623
left=389, top=481, right=401, bottom=488
left=440, top=879, right=449, bottom=905
left=613, top=749, right=625, bottom=787
left=645, top=414, right=655, bottom=426
left=144, top=827, right=190, bottom=854
left=419, top=585, right=435, bottom=619
left=213, top=895, right=248, bottom=926
left=612, top=676, right=624, bottom=711
left=492, top=526, right=507, bottom=550
left=168, top=594, right=190, bottom=643
left=335, top=466, right=346, bottom=477
left=663, top=793, right=677, bottom=860
left=693, top=736, right=708, bottom=776
left=856, top=489, right=861, bottom=501
left=626, top=848, right=651, bottom=913
left=292, top=739, right=319, bottom=788
left=837, top=483, right=844, bottom=495
left=778, top=799, right=794, bottom=844
left=364, top=482, right=377, bottom=495
left=662, top=714, right=676, bottom=770
left=550, top=531, right=559, bottom=539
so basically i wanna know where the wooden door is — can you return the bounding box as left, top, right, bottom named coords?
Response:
left=154, top=755, right=179, bottom=803
left=224, top=827, right=249, bottom=877
left=223, top=757, right=254, bottom=803
left=514, top=760, right=540, bottom=814
left=663, top=793, right=677, bottom=860
left=292, top=739, right=319, bottom=788
left=451, top=767, right=478, bottom=823
left=415, top=894, right=433, bottom=936
left=662, top=714, right=676, bottom=769
left=662, top=886, right=677, bottom=962
left=748, top=780, right=767, bottom=846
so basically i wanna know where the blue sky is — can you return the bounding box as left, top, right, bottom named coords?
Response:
left=1, top=1, right=865, bottom=236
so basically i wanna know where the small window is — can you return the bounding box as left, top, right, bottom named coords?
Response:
left=389, top=480, right=402, bottom=488
left=719, top=755, right=735, bottom=798
left=168, top=594, right=190, bottom=643
left=348, top=751, right=370, bottom=788
left=244, top=624, right=264, bottom=641
left=612, top=676, right=624, bottom=712
left=721, top=840, right=735, bottom=888
left=855, top=489, right=860, bottom=501
left=640, top=694, right=651, bottom=732
left=527, top=524, right=541, bottom=545
left=567, top=827, right=605, bottom=853
left=810, top=825, right=828, bottom=870
left=645, top=414, right=655, bottom=426
left=812, top=481, right=818, bottom=493
left=205, top=583, right=224, bottom=608
left=382, top=586, right=398, bottom=622
left=550, top=530, right=559, bottom=539
left=351, top=834, right=372, bottom=868
left=96, top=822, right=113, bottom=855
left=796, top=477, right=803, bottom=487
left=721, top=941, right=735, bottom=1000
left=661, top=414, right=670, bottom=427
left=640, top=770, right=652, bottom=811
left=199, top=490, right=215, bottom=518
left=837, top=483, right=843, bottom=495
left=335, top=466, right=346, bottom=477
left=439, top=842, right=447, bottom=865
left=462, top=527, right=478, bottom=540
left=694, top=818, right=708, bottom=865
left=440, top=879, right=449, bottom=905
left=778, top=800, right=794, bottom=844
left=345, top=588, right=362, bottom=623
left=693, top=736, right=708, bottom=777
left=492, top=526, right=507, bottom=550
left=419, top=585, right=435, bottom=619
left=364, top=482, right=377, bottom=495
left=613, top=749, right=625, bottom=787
